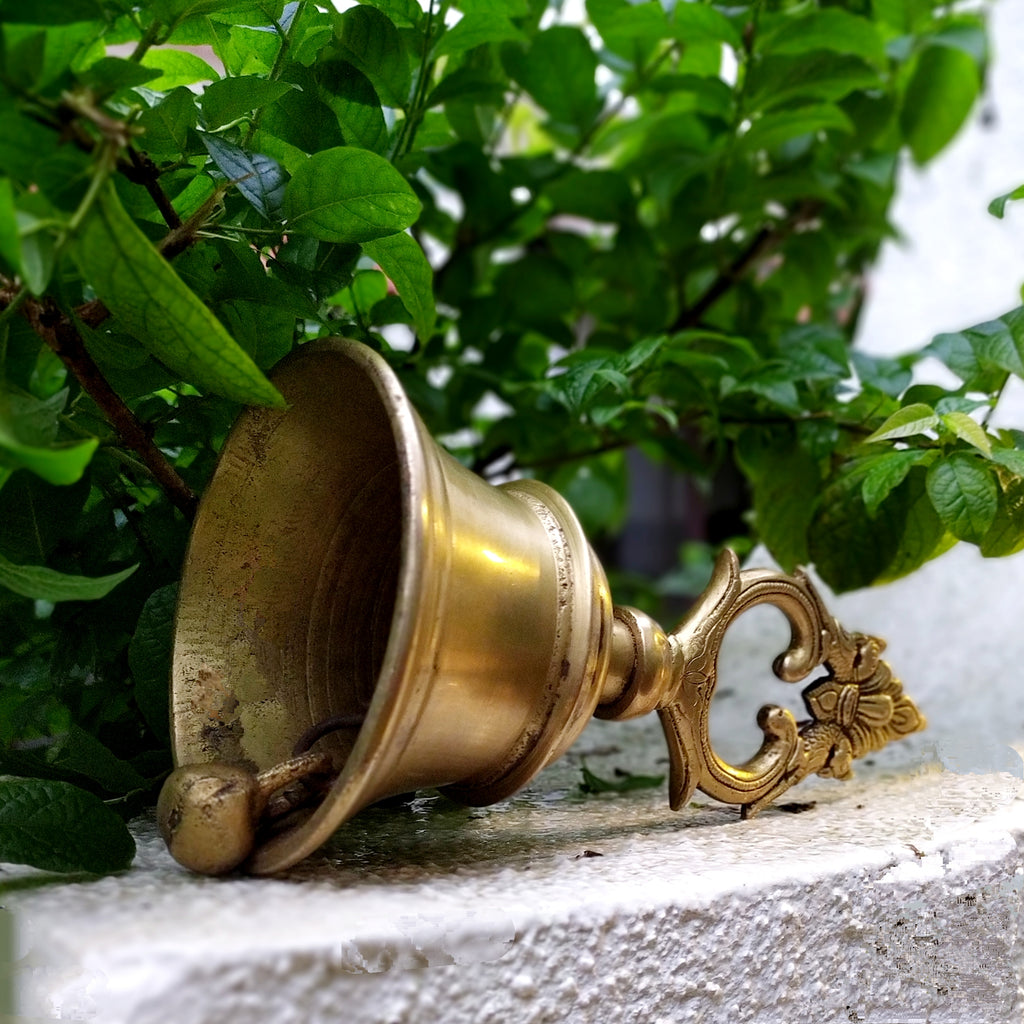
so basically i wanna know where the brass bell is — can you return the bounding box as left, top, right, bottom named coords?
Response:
left=158, top=339, right=925, bottom=875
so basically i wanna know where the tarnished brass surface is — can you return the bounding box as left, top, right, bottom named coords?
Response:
left=161, top=339, right=924, bottom=875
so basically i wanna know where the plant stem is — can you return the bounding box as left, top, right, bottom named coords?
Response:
left=127, top=148, right=182, bottom=230
left=241, top=2, right=305, bottom=147
left=670, top=200, right=822, bottom=332
left=393, top=0, right=438, bottom=161
left=19, top=297, right=198, bottom=520
left=128, top=18, right=163, bottom=64
left=982, top=376, right=1008, bottom=429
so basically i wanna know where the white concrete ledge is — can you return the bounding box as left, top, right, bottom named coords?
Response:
left=7, top=543, right=1024, bottom=1023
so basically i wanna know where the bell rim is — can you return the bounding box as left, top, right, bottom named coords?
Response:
left=245, top=338, right=439, bottom=873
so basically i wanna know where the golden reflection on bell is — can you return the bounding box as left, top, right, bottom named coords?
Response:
left=159, top=339, right=924, bottom=876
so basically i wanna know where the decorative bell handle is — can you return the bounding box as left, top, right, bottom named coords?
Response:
left=597, top=549, right=924, bottom=818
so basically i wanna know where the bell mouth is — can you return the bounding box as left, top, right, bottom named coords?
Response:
left=171, top=339, right=434, bottom=872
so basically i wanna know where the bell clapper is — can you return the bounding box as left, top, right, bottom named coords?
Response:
left=291, top=713, right=366, bottom=756
left=157, top=751, right=336, bottom=875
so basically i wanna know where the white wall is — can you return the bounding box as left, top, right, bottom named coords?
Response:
left=857, top=2, right=1024, bottom=372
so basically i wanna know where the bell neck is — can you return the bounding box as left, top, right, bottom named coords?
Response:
left=597, top=608, right=682, bottom=721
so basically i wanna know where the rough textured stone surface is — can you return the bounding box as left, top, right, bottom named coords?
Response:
left=7, top=543, right=1024, bottom=1023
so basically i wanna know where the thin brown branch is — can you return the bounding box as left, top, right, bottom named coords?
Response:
left=20, top=296, right=198, bottom=520
left=125, top=147, right=182, bottom=230
left=671, top=200, right=823, bottom=333
left=157, top=183, right=228, bottom=260
left=76, top=298, right=110, bottom=329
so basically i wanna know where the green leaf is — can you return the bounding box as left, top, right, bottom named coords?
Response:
left=927, top=326, right=1007, bottom=393
left=0, top=409, right=97, bottom=487
left=200, top=75, right=296, bottom=128
left=200, top=134, right=286, bottom=219
left=72, top=183, right=285, bottom=408
left=900, top=45, right=979, bottom=165
left=80, top=57, right=162, bottom=94
left=0, top=551, right=136, bottom=602
left=579, top=764, right=664, bottom=795
left=864, top=403, right=938, bottom=443
left=210, top=21, right=280, bottom=77
left=851, top=351, right=912, bottom=398
left=333, top=5, right=411, bottom=108
left=550, top=359, right=613, bottom=417
left=137, top=88, right=199, bottom=155
left=0, top=0, right=102, bottom=22
left=0, top=775, right=134, bottom=873
left=747, top=54, right=881, bottom=113
left=736, top=430, right=820, bottom=570
left=726, top=366, right=800, bottom=413
left=778, top=325, right=848, bottom=382
left=502, top=26, right=600, bottom=131
left=615, top=336, right=663, bottom=375
left=151, top=0, right=256, bottom=18
left=362, top=232, right=436, bottom=342
left=141, top=48, right=220, bottom=90
left=45, top=726, right=148, bottom=795
left=543, top=169, right=633, bottom=223
left=316, top=60, right=388, bottom=154
left=217, top=300, right=296, bottom=369
left=989, top=184, right=1024, bottom=219
left=282, top=147, right=421, bottom=243
left=739, top=104, right=854, bottom=152
left=249, top=129, right=308, bottom=174
left=15, top=210, right=57, bottom=296
left=0, top=471, right=89, bottom=563
left=0, top=177, right=21, bottom=276
left=759, top=9, right=886, bottom=68
left=426, top=66, right=507, bottom=110
left=548, top=453, right=628, bottom=536
left=879, top=469, right=950, bottom=582
left=990, top=447, right=1024, bottom=477
left=965, top=309, right=1024, bottom=378
left=0, top=108, right=89, bottom=201
left=940, top=411, right=991, bottom=455
left=979, top=476, right=1024, bottom=558
left=128, top=584, right=177, bottom=743
left=861, top=449, right=932, bottom=516
left=360, top=0, right=422, bottom=28
left=808, top=466, right=907, bottom=591
left=587, top=0, right=669, bottom=56
left=434, top=11, right=525, bottom=57
left=671, top=2, right=741, bottom=49
left=925, top=453, right=997, bottom=544
left=931, top=19, right=988, bottom=66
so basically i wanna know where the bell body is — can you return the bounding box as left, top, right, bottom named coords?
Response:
left=172, top=340, right=614, bottom=873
